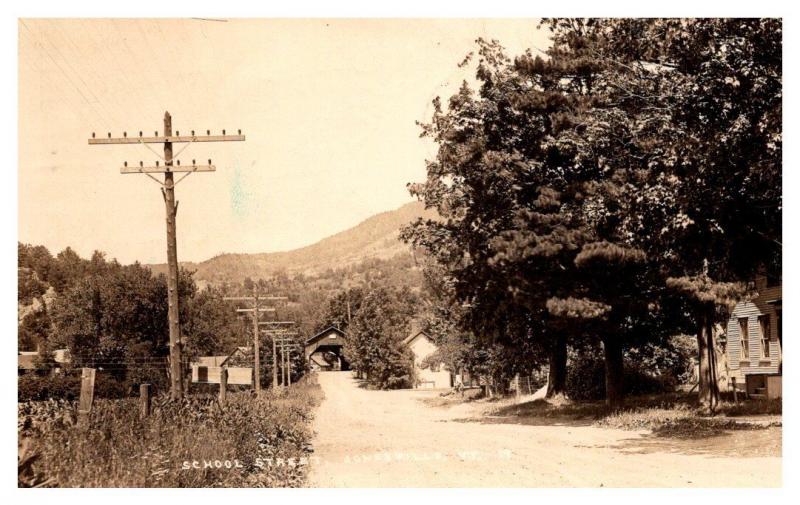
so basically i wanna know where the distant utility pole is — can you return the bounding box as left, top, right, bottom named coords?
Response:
left=89, top=112, right=245, bottom=401
left=278, top=339, right=299, bottom=386
left=224, top=291, right=286, bottom=393
left=262, top=327, right=297, bottom=388
left=260, top=322, right=295, bottom=390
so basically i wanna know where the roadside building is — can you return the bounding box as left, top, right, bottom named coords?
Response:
left=190, top=347, right=253, bottom=386
left=725, top=277, right=782, bottom=399
left=18, top=348, right=71, bottom=375
left=17, top=351, right=37, bottom=375
left=402, top=328, right=452, bottom=389
left=305, top=326, right=348, bottom=371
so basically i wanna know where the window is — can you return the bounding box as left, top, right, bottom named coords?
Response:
left=739, top=318, right=750, bottom=360
left=759, top=316, right=771, bottom=358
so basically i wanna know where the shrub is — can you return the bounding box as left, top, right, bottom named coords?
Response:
left=566, top=352, right=606, bottom=401
left=566, top=343, right=689, bottom=401
left=18, top=375, right=323, bottom=487
left=18, top=374, right=82, bottom=402
left=18, top=371, right=161, bottom=402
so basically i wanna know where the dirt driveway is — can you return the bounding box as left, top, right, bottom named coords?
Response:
left=306, top=372, right=780, bottom=487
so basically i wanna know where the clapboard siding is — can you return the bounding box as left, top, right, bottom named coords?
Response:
left=726, top=284, right=782, bottom=381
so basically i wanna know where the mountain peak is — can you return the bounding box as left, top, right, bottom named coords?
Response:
left=151, top=200, right=435, bottom=284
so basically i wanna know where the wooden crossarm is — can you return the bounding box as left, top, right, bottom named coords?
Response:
left=89, top=134, right=245, bottom=145
left=121, top=164, right=215, bottom=174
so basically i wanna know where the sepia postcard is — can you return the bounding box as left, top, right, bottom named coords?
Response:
left=14, top=13, right=783, bottom=491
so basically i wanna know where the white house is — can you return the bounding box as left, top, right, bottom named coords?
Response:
left=725, top=277, right=782, bottom=399
left=402, top=329, right=452, bottom=389
left=190, top=347, right=253, bottom=386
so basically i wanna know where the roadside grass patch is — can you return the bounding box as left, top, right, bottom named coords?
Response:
left=596, top=397, right=781, bottom=437
left=18, top=375, right=323, bottom=488
left=420, top=388, right=484, bottom=408
left=717, top=398, right=782, bottom=417
left=485, top=392, right=781, bottom=438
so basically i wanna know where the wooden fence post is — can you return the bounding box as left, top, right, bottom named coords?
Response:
left=219, top=368, right=228, bottom=405
left=140, top=384, right=151, bottom=419
left=77, top=368, right=96, bottom=427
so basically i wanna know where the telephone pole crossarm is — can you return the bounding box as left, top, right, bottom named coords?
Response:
left=121, top=163, right=215, bottom=174
left=89, top=133, right=245, bottom=145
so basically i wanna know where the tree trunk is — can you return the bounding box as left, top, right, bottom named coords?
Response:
left=602, top=335, right=625, bottom=410
left=696, top=310, right=720, bottom=412
left=546, top=334, right=568, bottom=398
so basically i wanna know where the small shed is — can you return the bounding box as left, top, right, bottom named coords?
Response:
left=190, top=347, right=253, bottom=386
left=18, top=348, right=71, bottom=375
left=402, top=329, right=452, bottom=389
left=18, top=351, right=37, bottom=374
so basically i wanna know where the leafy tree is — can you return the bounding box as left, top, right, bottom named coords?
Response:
left=18, top=268, right=48, bottom=304
left=402, top=40, right=567, bottom=395
left=50, top=246, right=88, bottom=294
left=318, top=287, right=365, bottom=335
left=19, top=305, right=53, bottom=351
left=539, top=18, right=781, bottom=410
left=49, top=255, right=196, bottom=374
left=18, top=243, right=55, bottom=284
left=344, top=286, right=416, bottom=389
left=183, top=286, right=241, bottom=358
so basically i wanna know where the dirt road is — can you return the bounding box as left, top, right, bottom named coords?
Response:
left=307, top=372, right=780, bottom=487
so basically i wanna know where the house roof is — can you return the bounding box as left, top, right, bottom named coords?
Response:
left=53, top=349, right=71, bottom=364
left=18, top=353, right=36, bottom=370
left=306, top=325, right=345, bottom=344
left=18, top=349, right=71, bottom=369
left=221, top=347, right=251, bottom=366
left=192, top=346, right=253, bottom=367
left=192, top=356, right=229, bottom=367
left=402, top=329, right=431, bottom=346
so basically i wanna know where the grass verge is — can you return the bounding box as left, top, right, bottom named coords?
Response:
left=18, top=374, right=323, bottom=487
left=488, top=393, right=781, bottom=438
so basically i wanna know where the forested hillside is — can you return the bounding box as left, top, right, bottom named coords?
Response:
left=149, top=200, right=436, bottom=285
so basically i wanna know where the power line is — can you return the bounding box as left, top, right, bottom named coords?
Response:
left=19, top=20, right=113, bottom=132
left=47, top=19, right=141, bottom=124
left=35, top=20, right=124, bottom=125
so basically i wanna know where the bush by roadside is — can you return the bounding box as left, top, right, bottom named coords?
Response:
left=490, top=392, right=781, bottom=439
left=596, top=402, right=782, bottom=438
left=566, top=341, right=692, bottom=401
left=18, top=372, right=146, bottom=401
left=18, top=374, right=323, bottom=487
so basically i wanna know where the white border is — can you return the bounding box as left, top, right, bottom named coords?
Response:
left=3, top=1, right=796, bottom=503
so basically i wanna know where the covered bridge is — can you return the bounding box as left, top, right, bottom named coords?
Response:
left=305, top=326, right=349, bottom=371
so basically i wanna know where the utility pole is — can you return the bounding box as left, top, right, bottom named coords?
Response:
left=281, top=341, right=299, bottom=386
left=260, top=322, right=295, bottom=390
left=283, top=339, right=289, bottom=385
left=89, top=112, right=245, bottom=400
left=224, top=292, right=286, bottom=393
left=262, top=328, right=297, bottom=388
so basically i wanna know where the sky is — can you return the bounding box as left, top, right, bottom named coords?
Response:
left=18, top=18, right=552, bottom=264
